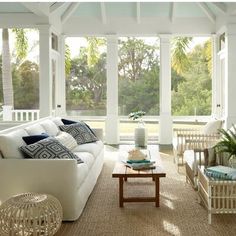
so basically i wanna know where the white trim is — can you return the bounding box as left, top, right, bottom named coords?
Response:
left=211, top=3, right=226, bottom=14
left=169, top=2, right=175, bottom=23
left=136, top=2, right=141, bottom=24
left=100, top=2, right=107, bottom=25
left=21, top=3, right=47, bottom=17
left=50, top=3, right=66, bottom=14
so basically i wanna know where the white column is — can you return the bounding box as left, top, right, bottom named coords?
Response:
left=105, top=35, right=119, bottom=144
left=225, top=24, right=236, bottom=128
left=211, top=34, right=218, bottom=118
left=39, top=25, right=52, bottom=118
left=159, top=35, right=173, bottom=145
left=56, top=34, right=66, bottom=117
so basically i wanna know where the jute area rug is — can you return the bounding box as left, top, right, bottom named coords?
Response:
left=56, top=145, right=236, bottom=236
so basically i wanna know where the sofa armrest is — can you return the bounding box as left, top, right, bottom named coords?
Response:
left=0, top=159, right=78, bottom=203
left=92, top=128, right=103, bottom=141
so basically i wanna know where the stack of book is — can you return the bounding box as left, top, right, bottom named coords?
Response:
left=122, top=159, right=155, bottom=170
left=205, top=165, right=236, bottom=180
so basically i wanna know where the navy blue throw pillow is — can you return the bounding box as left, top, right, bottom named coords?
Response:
left=22, top=133, right=49, bottom=145
left=61, top=118, right=77, bottom=125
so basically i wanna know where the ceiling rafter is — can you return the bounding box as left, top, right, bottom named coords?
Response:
left=136, top=2, right=141, bottom=24
left=211, top=3, right=227, bottom=14
left=21, top=3, right=47, bottom=17
left=100, top=2, right=107, bottom=24
left=197, top=2, right=216, bottom=24
left=50, top=2, right=66, bottom=14
left=61, top=2, right=80, bottom=24
left=169, top=2, right=175, bottom=23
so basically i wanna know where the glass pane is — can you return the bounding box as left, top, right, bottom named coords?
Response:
left=118, top=37, right=160, bottom=116
left=65, top=37, right=107, bottom=116
left=171, top=37, right=212, bottom=116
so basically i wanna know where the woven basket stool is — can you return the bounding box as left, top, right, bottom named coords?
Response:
left=0, top=192, right=63, bottom=236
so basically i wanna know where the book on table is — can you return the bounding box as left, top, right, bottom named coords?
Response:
left=205, top=165, right=236, bottom=180
left=122, top=159, right=155, bottom=170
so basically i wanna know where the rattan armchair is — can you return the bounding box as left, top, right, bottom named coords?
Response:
left=173, top=120, right=222, bottom=168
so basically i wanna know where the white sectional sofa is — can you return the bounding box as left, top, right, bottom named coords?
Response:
left=0, top=117, right=104, bottom=221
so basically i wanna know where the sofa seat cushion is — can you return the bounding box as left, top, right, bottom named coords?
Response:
left=40, top=120, right=60, bottom=136
left=74, top=152, right=95, bottom=169
left=0, top=129, right=29, bottom=159
left=76, top=163, right=89, bottom=187
left=72, top=140, right=103, bottom=158
left=184, top=150, right=205, bottom=175
left=25, top=124, right=46, bottom=135
left=20, top=138, right=83, bottom=164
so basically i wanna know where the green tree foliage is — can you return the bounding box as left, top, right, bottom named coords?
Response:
left=172, top=40, right=212, bottom=115
left=65, top=44, right=71, bottom=77
left=12, top=29, right=28, bottom=61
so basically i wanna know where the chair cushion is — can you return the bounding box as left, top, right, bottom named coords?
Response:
left=40, top=120, right=60, bottom=136
left=202, top=120, right=222, bottom=135
left=59, top=122, right=98, bottom=145
left=20, top=138, right=83, bottom=163
left=0, top=129, right=29, bottom=159
left=54, top=132, right=78, bottom=151
left=22, top=133, right=49, bottom=145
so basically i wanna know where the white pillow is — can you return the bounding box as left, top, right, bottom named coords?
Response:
left=202, top=120, right=222, bottom=135
left=40, top=120, right=60, bottom=136
left=55, top=132, right=77, bottom=151
left=25, top=124, right=46, bottom=135
left=0, top=129, right=29, bottom=159
left=51, top=117, right=64, bottom=126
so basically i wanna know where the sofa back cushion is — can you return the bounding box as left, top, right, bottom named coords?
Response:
left=25, top=124, right=46, bottom=135
left=40, top=120, right=60, bottom=136
left=0, top=129, right=29, bottom=159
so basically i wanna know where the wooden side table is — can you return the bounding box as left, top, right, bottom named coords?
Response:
left=198, top=166, right=236, bottom=224
left=0, top=193, right=63, bottom=236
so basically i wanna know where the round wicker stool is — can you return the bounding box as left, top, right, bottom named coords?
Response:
left=0, top=193, right=63, bottom=236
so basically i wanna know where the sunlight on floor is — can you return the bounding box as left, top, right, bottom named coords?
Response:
left=163, top=199, right=175, bottom=210
left=163, top=220, right=181, bottom=236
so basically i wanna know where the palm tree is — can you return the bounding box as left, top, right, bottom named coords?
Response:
left=171, top=37, right=192, bottom=75
left=2, top=28, right=28, bottom=108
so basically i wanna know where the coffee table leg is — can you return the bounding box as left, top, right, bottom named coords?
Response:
left=155, top=177, right=160, bottom=207
left=119, top=177, right=124, bottom=207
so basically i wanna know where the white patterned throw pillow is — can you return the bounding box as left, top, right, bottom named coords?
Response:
left=20, top=138, right=83, bottom=164
left=55, top=132, right=78, bottom=150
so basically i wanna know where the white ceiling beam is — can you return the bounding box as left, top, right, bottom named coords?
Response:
left=197, top=2, right=216, bottom=24
left=169, top=2, right=175, bottom=23
left=21, top=3, right=47, bottom=17
left=100, top=2, right=107, bottom=24
left=50, top=2, right=66, bottom=14
left=61, top=3, right=80, bottom=24
left=211, top=3, right=226, bottom=14
left=136, top=2, right=141, bottom=24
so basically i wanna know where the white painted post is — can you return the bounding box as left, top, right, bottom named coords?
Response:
left=39, top=25, right=52, bottom=118
left=2, top=105, right=12, bottom=121
left=211, top=34, right=218, bottom=118
left=56, top=34, right=66, bottom=117
left=105, top=35, right=119, bottom=144
left=224, top=24, right=236, bottom=128
left=159, top=35, right=173, bottom=145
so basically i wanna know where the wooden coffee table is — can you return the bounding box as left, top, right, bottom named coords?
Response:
left=112, top=154, right=166, bottom=207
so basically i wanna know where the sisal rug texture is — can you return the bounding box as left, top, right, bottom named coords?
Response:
left=56, top=145, right=236, bottom=236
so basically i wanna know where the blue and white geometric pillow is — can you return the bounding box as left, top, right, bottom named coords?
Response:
left=59, top=122, right=98, bottom=145
left=20, top=138, right=83, bottom=164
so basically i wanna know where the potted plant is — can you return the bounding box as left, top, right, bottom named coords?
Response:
left=128, top=111, right=146, bottom=127
left=128, top=111, right=147, bottom=147
left=214, top=125, right=236, bottom=168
